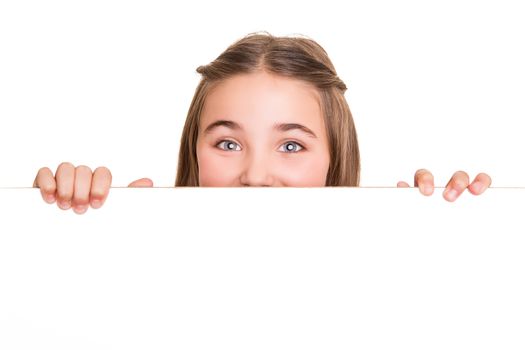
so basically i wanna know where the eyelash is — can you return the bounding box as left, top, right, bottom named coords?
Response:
left=215, top=139, right=306, bottom=153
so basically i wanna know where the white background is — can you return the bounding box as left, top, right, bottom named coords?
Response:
left=1, top=0, right=524, bottom=187
left=2, top=3, right=524, bottom=348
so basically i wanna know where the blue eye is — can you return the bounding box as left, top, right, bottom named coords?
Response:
left=217, top=140, right=241, bottom=151
left=279, top=141, right=303, bottom=153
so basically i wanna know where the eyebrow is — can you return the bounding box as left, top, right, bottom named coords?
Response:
left=275, top=123, right=318, bottom=138
left=203, top=120, right=241, bottom=134
left=203, top=120, right=318, bottom=138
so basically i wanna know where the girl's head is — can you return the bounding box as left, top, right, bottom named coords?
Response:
left=176, top=32, right=360, bottom=186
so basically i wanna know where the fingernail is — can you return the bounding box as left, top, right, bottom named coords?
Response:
left=74, top=205, right=87, bottom=214
left=91, top=199, right=102, bottom=209
left=471, top=181, right=482, bottom=193
left=445, top=189, right=458, bottom=201
left=45, top=194, right=56, bottom=203
left=423, top=186, right=433, bottom=195
left=58, top=200, right=71, bottom=209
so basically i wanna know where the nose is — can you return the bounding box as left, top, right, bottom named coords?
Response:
left=239, top=153, right=275, bottom=187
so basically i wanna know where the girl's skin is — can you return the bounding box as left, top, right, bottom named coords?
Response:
left=33, top=72, right=492, bottom=214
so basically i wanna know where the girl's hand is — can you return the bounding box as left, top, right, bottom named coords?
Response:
left=34, top=162, right=153, bottom=214
left=397, top=169, right=492, bottom=202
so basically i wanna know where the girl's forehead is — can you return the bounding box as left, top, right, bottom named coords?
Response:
left=208, top=71, right=319, bottom=99
left=201, top=72, right=323, bottom=129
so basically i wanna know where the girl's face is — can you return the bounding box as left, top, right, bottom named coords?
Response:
left=196, top=71, right=331, bottom=187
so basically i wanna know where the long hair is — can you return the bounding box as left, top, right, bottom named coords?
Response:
left=176, top=32, right=360, bottom=186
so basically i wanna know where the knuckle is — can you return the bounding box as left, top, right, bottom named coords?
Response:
left=454, top=170, right=469, bottom=178
left=485, top=175, right=492, bottom=186
left=35, top=167, right=53, bottom=187
left=453, top=170, right=470, bottom=186
left=415, top=169, right=433, bottom=186
left=479, top=172, right=492, bottom=183
left=94, top=166, right=111, bottom=175
left=76, top=165, right=92, bottom=173
left=38, top=166, right=52, bottom=175
left=94, top=166, right=112, bottom=185
left=415, top=168, right=429, bottom=177
left=419, top=173, right=434, bottom=182
left=58, top=162, right=74, bottom=169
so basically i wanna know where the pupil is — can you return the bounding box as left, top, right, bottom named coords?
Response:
left=286, top=143, right=294, bottom=151
left=228, top=142, right=234, bottom=150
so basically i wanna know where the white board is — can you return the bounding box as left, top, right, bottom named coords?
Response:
left=0, top=188, right=523, bottom=349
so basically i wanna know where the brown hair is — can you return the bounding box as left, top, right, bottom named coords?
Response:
left=175, top=32, right=360, bottom=186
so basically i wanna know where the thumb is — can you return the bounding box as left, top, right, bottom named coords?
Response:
left=128, top=178, right=154, bottom=188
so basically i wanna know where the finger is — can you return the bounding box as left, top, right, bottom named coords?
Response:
left=443, top=171, right=470, bottom=202
left=128, top=178, right=154, bottom=188
left=397, top=181, right=410, bottom=188
left=414, top=168, right=434, bottom=196
left=34, top=167, right=57, bottom=204
left=55, top=162, right=75, bottom=210
left=468, top=172, right=492, bottom=195
left=72, top=165, right=93, bottom=215
left=90, top=167, right=112, bottom=209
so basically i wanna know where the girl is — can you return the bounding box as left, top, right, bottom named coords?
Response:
left=33, top=33, right=491, bottom=215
